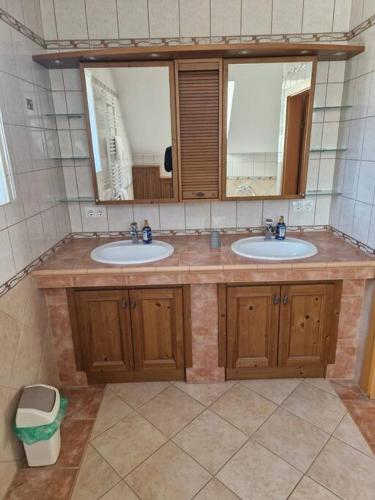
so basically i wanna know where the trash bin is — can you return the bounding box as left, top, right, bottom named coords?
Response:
left=14, top=384, right=66, bottom=467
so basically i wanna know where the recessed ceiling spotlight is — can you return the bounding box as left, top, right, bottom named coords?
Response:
left=300, top=50, right=310, bottom=54
left=240, top=50, right=249, bottom=54
left=54, top=59, right=62, bottom=64
left=333, top=51, right=346, bottom=56
left=150, top=53, right=160, bottom=57
left=88, top=56, right=96, bottom=60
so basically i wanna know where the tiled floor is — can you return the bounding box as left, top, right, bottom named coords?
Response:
left=4, top=379, right=375, bottom=500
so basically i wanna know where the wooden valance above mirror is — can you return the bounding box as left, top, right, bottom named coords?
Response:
left=33, top=43, right=364, bottom=204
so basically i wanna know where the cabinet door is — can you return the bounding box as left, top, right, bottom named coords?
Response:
left=278, top=284, right=337, bottom=368
left=227, top=286, right=280, bottom=371
left=75, top=290, right=134, bottom=377
left=130, top=288, right=185, bottom=374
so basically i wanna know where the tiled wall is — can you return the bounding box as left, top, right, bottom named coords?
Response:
left=330, top=4, right=375, bottom=249
left=0, top=0, right=68, bottom=490
left=41, top=0, right=358, bottom=233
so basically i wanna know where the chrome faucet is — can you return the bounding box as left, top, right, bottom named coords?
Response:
left=130, top=222, right=139, bottom=244
left=264, top=218, right=275, bottom=240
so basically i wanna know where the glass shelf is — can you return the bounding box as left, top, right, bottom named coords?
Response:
left=313, top=105, right=352, bottom=111
left=60, top=197, right=95, bottom=203
left=309, top=148, right=346, bottom=153
left=45, top=113, right=85, bottom=118
left=51, top=156, right=89, bottom=160
left=306, top=190, right=341, bottom=196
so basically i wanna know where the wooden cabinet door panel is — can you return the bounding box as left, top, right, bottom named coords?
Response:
left=278, top=284, right=335, bottom=368
left=130, top=288, right=184, bottom=371
left=75, top=290, right=133, bottom=374
left=227, top=286, right=280, bottom=369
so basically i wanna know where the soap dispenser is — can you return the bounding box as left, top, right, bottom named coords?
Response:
left=142, top=219, right=152, bottom=244
left=275, top=216, right=286, bottom=240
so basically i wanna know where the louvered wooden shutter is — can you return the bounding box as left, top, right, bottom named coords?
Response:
left=176, top=60, right=221, bottom=200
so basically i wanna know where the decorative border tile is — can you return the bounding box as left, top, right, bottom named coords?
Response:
left=0, top=225, right=373, bottom=298
left=0, top=7, right=45, bottom=48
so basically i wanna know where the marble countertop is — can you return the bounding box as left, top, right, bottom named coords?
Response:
left=33, top=231, right=375, bottom=277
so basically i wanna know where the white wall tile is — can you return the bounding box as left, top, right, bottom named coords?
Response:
left=303, top=0, right=334, bottom=33
left=133, top=204, right=160, bottom=230
left=338, top=197, right=355, bottom=234
left=263, top=200, right=290, bottom=225
left=333, top=0, right=351, bottom=31
left=211, top=201, right=236, bottom=228
left=236, top=201, right=263, bottom=227
left=352, top=200, right=372, bottom=243
left=54, top=0, right=88, bottom=39
left=367, top=207, right=375, bottom=247
left=86, top=0, right=119, bottom=39
left=241, top=0, right=272, bottom=35
left=185, top=201, right=210, bottom=229
left=160, top=203, right=185, bottom=230
left=117, top=0, right=149, bottom=39
left=80, top=203, right=109, bottom=231
left=211, top=0, right=241, bottom=36
left=68, top=203, right=83, bottom=232
left=148, top=0, right=179, bottom=38
left=107, top=205, right=134, bottom=231
left=27, top=213, right=46, bottom=260
left=314, top=196, right=331, bottom=225
left=8, top=220, right=32, bottom=271
left=362, top=117, right=375, bottom=161
left=356, top=161, right=375, bottom=203
left=0, top=229, right=16, bottom=284
left=350, top=0, right=365, bottom=29
left=40, top=0, right=57, bottom=39
left=180, top=0, right=209, bottom=37
left=272, top=0, right=303, bottom=33
left=289, top=197, right=316, bottom=226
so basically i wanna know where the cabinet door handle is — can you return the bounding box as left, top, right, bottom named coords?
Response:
left=273, top=295, right=280, bottom=305
left=283, top=294, right=289, bottom=305
left=121, top=299, right=127, bottom=309
left=131, top=301, right=137, bottom=309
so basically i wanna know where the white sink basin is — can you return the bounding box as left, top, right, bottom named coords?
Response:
left=231, top=236, right=318, bottom=261
left=90, top=240, right=174, bottom=265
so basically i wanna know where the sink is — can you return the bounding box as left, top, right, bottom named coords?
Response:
left=90, top=240, right=174, bottom=265
left=231, top=236, right=318, bottom=261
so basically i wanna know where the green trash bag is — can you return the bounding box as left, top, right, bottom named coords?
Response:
left=13, top=396, right=68, bottom=445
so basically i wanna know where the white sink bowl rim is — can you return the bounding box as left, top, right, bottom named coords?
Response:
left=90, top=239, right=174, bottom=265
left=231, top=236, right=318, bottom=261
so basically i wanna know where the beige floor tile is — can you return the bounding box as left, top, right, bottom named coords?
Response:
left=71, top=444, right=120, bottom=500
left=333, top=413, right=374, bottom=456
left=0, top=460, right=18, bottom=499
left=282, top=382, right=346, bottom=433
left=138, top=385, right=204, bottom=437
left=253, top=407, right=329, bottom=472
left=240, top=378, right=301, bottom=404
left=173, top=409, right=247, bottom=474
left=91, top=387, right=133, bottom=439
left=194, top=478, right=239, bottom=500
left=126, top=442, right=211, bottom=500
left=304, top=378, right=338, bottom=397
left=217, top=439, right=302, bottom=500
left=289, top=477, right=340, bottom=499
left=91, top=412, right=166, bottom=477
left=173, top=381, right=235, bottom=406
left=210, top=384, right=276, bottom=436
left=308, top=437, right=375, bottom=500
left=101, top=480, right=138, bottom=500
left=108, top=381, right=170, bottom=408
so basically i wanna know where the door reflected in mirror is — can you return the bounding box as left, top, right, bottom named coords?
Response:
left=225, top=59, right=314, bottom=198
left=83, top=63, right=176, bottom=202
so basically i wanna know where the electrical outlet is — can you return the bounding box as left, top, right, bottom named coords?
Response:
left=85, top=207, right=106, bottom=218
left=292, top=200, right=313, bottom=213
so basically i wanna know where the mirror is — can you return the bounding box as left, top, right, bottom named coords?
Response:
left=224, top=59, right=315, bottom=199
left=83, top=62, right=177, bottom=202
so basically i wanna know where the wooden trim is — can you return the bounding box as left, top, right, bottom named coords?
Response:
left=326, top=281, right=342, bottom=363
left=226, top=366, right=325, bottom=380
left=218, top=283, right=227, bottom=367
left=360, top=290, right=375, bottom=398
left=80, top=60, right=179, bottom=204
left=221, top=56, right=317, bottom=201
left=67, top=288, right=84, bottom=371
left=183, top=284, right=192, bottom=368
left=33, top=43, right=364, bottom=69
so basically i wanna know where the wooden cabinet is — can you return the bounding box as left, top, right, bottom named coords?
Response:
left=70, top=286, right=189, bottom=383
left=222, top=282, right=341, bottom=379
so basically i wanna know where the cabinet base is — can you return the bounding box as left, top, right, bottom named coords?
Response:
left=86, top=368, right=185, bottom=384
left=226, top=366, right=326, bottom=380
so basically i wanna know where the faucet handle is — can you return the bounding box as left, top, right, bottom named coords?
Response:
left=265, top=218, right=273, bottom=227
left=130, top=221, right=138, bottom=229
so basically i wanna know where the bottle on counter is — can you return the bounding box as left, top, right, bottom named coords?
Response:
left=275, top=215, right=286, bottom=240
left=142, top=219, right=152, bottom=244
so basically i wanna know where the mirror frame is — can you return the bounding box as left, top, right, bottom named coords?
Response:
left=80, top=61, right=179, bottom=204
left=221, top=56, right=317, bottom=201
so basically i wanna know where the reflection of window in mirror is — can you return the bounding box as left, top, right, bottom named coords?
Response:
left=0, top=108, right=15, bottom=206
left=225, top=60, right=313, bottom=199
left=84, top=63, right=175, bottom=202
